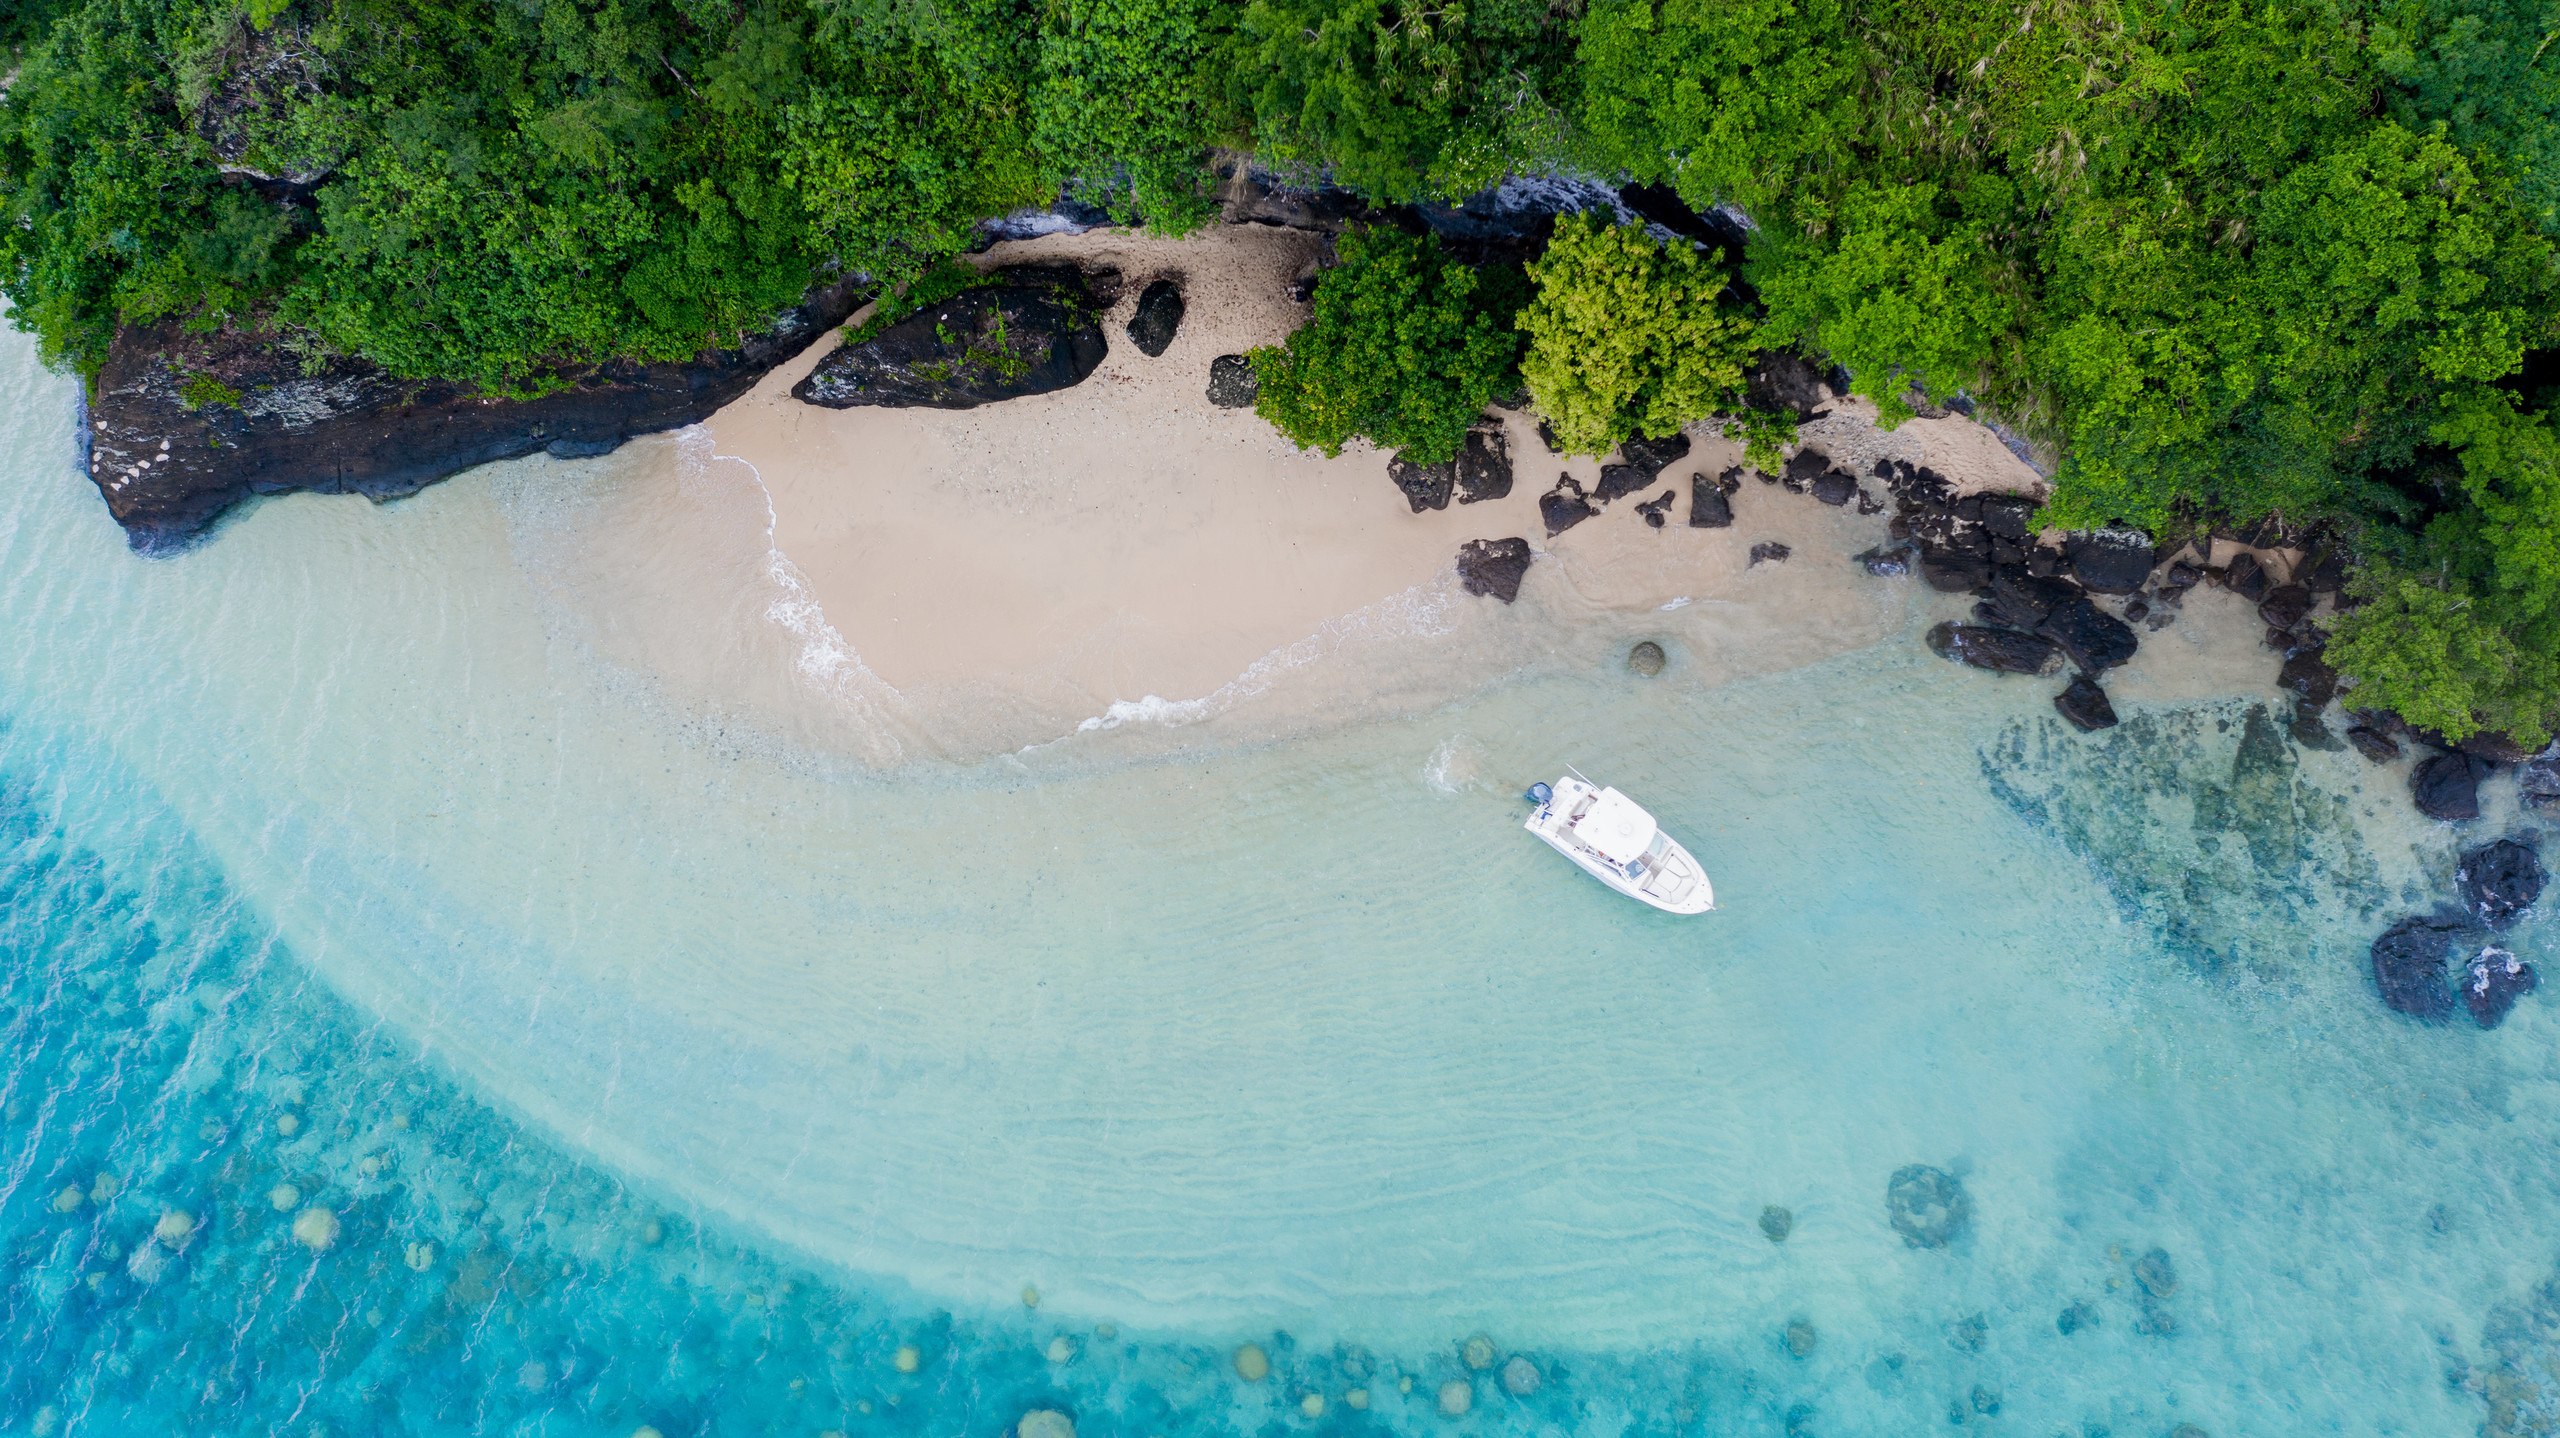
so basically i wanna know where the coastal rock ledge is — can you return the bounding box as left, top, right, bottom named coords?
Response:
left=86, top=277, right=871, bottom=554
left=794, top=265, right=1107, bottom=410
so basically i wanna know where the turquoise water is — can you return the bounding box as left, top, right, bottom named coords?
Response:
left=3, top=323, right=2558, bottom=1438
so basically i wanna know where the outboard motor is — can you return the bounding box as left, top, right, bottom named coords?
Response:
left=1524, top=781, right=1553, bottom=806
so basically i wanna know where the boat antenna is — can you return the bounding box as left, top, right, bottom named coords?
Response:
left=1564, top=763, right=1592, bottom=785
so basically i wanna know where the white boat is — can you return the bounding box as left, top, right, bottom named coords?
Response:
left=1521, top=774, right=1715, bottom=914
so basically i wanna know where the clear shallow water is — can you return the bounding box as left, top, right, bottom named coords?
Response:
left=3, top=327, right=2559, bottom=1438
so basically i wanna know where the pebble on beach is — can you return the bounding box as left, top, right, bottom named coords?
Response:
left=1233, top=1343, right=1270, bottom=1382
left=291, top=1207, right=340, bottom=1251
left=893, top=1344, right=921, bottom=1374
left=1438, top=1378, right=1475, bottom=1417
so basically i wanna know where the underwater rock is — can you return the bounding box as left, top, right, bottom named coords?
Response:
left=1045, top=1335, right=1076, bottom=1364
left=2464, top=948, right=2539, bottom=1028
left=1628, top=641, right=1667, bottom=676
left=2458, top=839, right=2545, bottom=928
left=2036, top=596, right=2140, bottom=672
left=1501, top=1356, right=1541, bottom=1396
left=1455, top=423, right=1513, bottom=504
left=1540, top=477, right=1596, bottom=536
left=50, top=1185, right=81, bottom=1213
left=1125, top=279, right=1184, bottom=357
left=1920, top=549, right=1992, bottom=592
left=2066, top=528, right=2156, bottom=594
left=1690, top=470, right=1736, bottom=528
left=1233, top=1343, right=1271, bottom=1382
left=290, top=1206, right=340, bottom=1250
left=2057, top=1301, right=2101, bottom=1336
left=796, top=267, right=1107, bottom=410
left=1886, top=1164, right=1971, bottom=1248
left=1750, top=541, right=1793, bottom=566
left=1856, top=543, right=1913, bottom=577
left=1017, top=1409, right=1076, bottom=1438
left=2055, top=674, right=2119, bottom=731
left=404, top=1241, right=436, bottom=1271
left=267, top=1183, right=299, bottom=1211
left=1927, top=622, right=2065, bottom=677
left=1438, top=1378, right=1475, bottom=1417
left=1456, top=538, right=1533, bottom=604
left=2412, top=753, right=2488, bottom=822
left=2520, top=746, right=2560, bottom=815
left=1969, top=1384, right=2001, bottom=1416
left=1300, top=1393, right=1326, bottom=1419
left=153, top=1209, right=196, bottom=1247
left=1207, top=354, right=1259, bottom=408
left=1389, top=453, right=1457, bottom=513
left=2370, top=911, right=2470, bottom=1019
left=1759, top=1205, right=1794, bottom=1242
left=2134, top=1247, right=2178, bottom=1299
left=1785, top=1318, right=1819, bottom=1358
left=893, top=1345, right=922, bottom=1374
left=1461, top=1334, right=1497, bottom=1370
left=1945, top=1313, right=1988, bottom=1352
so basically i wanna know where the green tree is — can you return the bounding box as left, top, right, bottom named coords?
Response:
left=1517, top=212, right=1756, bottom=456
left=1247, top=225, right=1523, bottom=463
left=1031, top=0, right=1224, bottom=229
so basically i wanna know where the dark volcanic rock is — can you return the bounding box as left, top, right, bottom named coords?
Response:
left=1809, top=468, right=1859, bottom=506
left=1455, top=537, right=1533, bottom=603
left=1920, top=549, right=1992, bottom=593
left=87, top=276, right=872, bottom=552
left=2457, top=839, right=2546, bottom=928
left=1207, top=354, right=1259, bottom=408
left=2035, top=596, right=2140, bottom=672
left=1593, top=463, right=1654, bottom=505
left=1689, top=472, right=1735, bottom=528
left=1744, top=349, right=1833, bottom=418
left=2523, top=746, right=2560, bottom=816
left=1855, top=543, right=1914, bottom=577
left=1927, top=622, right=2065, bottom=676
left=797, top=266, right=1107, bottom=410
left=2346, top=725, right=2402, bottom=764
left=2464, top=947, right=2539, bottom=1028
left=2064, top=527, right=2156, bottom=593
left=1540, top=476, right=1596, bottom=536
left=1978, top=494, right=2037, bottom=542
left=1618, top=433, right=1692, bottom=478
left=2412, top=752, right=2488, bottom=822
left=1749, top=541, right=1793, bottom=566
left=2258, top=583, right=2315, bottom=631
left=1759, top=1205, right=1794, bottom=1243
left=2370, top=911, right=2470, bottom=1019
left=1455, top=423, right=1513, bottom=504
left=1389, top=453, right=1456, bottom=512
left=1978, top=567, right=2081, bottom=629
left=1634, top=490, right=1675, bottom=528
left=1886, top=1164, right=1971, bottom=1249
left=2055, top=673, right=2119, bottom=731
left=1125, top=278, right=1185, bottom=357
left=2277, top=649, right=2340, bottom=707
left=1781, top=448, right=1828, bottom=492
left=2221, top=550, right=2271, bottom=603
left=1537, top=419, right=1564, bottom=454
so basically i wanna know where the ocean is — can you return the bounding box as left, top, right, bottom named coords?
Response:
left=2, top=322, right=2555, bottom=1437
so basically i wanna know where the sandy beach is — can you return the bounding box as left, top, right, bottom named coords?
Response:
left=689, top=225, right=2063, bottom=758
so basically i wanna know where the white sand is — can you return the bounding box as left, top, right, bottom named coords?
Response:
left=692, top=225, right=2060, bottom=757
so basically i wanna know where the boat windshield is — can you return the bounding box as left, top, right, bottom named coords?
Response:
left=1626, top=831, right=1674, bottom=876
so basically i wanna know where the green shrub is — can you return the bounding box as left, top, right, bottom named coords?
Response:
left=1247, top=226, right=1524, bottom=464
left=2327, top=569, right=2560, bottom=746
left=1516, top=213, right=1757, bottom=456
left=177, top=371, right=241, bottom=409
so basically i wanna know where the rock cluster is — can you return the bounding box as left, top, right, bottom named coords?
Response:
left=795, top=266, right=1109, bottom=410
left=1886, top=1164, right=1971, bottom=1249
left=2367, top=844, right=2545, bottom=1027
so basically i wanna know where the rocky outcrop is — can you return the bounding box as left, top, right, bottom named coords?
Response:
left=1207, top=354, right=1259, bottom=408
left=2465, top=948, right=2539, bottom=1028
left=1886, top=1164, right=1970, bottom=1248
left=1126, top=278, right=1185, bottom=357
left=1456, top=422, right=1513, bottom=504
left=1928, top=622, right=2065, bottom=676
left=1455, top=538, right=1532, bottom=603
left=795, top=266, right=1107, bottom=410
left=2458, top=839, right=2546, bottom=928
left=2054, top=673, right=2119, bottom=731
left=2412, top=752, right=2488, bottom=822
left=85, top=276, right=871, bottom=553
left=2063, top=527, right=2153, bottom=593
left=2370, top=910, right=2471, bottom=1019
left=1389, top=454, right=1456, bottom=512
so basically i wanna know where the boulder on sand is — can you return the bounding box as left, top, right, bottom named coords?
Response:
left=1126, top=278, right=1184, bottom=357
left=1592, top=463, right=1654, bottom=505
left=1540, top=477, right=1596, bottom=537
left=1928, top=622, right=2065, bottom=677
left=1456, top=538, right=1532, bottom=604
left=1389, top=453, right=1456, bottom=513
left=1810, top=469, right=1859, bottom=506
left=2464, top=947, right=2540, bottom=1028
left=2064, top=528, right=2155, bottom=593
left=2412, top=752, right=2488, bottom=822
left=1886, top=1164, right=1971, bottom=1248
left=2054, top=673, right=2119, bottom=731
left=1749, top=541, right=1792, bottom=566
left=1634, top=490, right=1675, bottom=527
left=2457, top=839, right=2546, bottom=928
left=1456, top=423, right=1513, bottom=504
left=1689, top=471, right=1735, bottom=528
left=1618, top=433, right=1692, bottom=478
left=2220, top=550, right=2271, bottom=603
left=796, top=266, right=1106, bottom=409
left=1207, top=354, right=1259, bottom=408
left=2035, top=596, right=2140, bottom=672
left=2369, top=910, right=2471, bottom=1019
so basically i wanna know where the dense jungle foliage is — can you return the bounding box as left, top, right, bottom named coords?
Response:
left=3, top=0, right=2559, bottom=737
